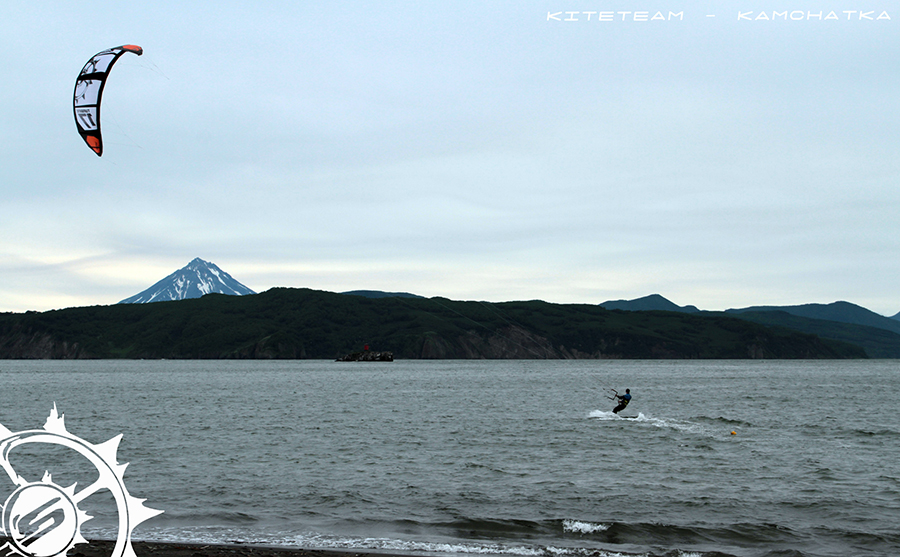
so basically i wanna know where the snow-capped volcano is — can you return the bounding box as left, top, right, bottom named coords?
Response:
left=118, top=258, right=256, bottom=304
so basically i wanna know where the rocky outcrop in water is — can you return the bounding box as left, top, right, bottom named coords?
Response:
left=336, top=350, right=394, bottom=362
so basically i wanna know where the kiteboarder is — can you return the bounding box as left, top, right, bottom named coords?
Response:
left=612, top=389, right=631, bottom=414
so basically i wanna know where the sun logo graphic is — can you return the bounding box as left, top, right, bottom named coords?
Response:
left=0, top=405, right=162, bottom=557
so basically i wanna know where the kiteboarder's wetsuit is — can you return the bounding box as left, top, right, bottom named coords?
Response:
left=613, top=389, right=631, bottom=414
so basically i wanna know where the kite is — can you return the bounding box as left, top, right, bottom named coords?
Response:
left=73, top=44, right=143, bottom=156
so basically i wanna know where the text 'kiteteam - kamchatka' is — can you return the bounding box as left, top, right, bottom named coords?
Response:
left=546, top=10, right=890, bottom=22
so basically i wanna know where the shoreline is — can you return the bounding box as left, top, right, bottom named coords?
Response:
left=40, top=540, right=412, bottom=557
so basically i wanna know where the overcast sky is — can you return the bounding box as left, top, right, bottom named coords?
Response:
left=2, top=2, right=898, bottom=315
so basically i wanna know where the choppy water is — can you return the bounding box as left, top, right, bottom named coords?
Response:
left=0, top=359, right=898, bottom=557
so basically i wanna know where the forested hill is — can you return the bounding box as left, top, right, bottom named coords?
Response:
left=0, top=288, right=866, bottom=359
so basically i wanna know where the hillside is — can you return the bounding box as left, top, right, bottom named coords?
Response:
left=342, top=290, right=423, bottom=299
left=725, top=310, right=900, bottom=358
left=727, top=301, right=900, bottom=336
left=601, top=297, right=900, bottom=358
left=0, top=288, right=865, bottom=360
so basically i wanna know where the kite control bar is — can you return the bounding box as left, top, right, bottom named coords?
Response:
left=606, top=388, right=618, bottom=401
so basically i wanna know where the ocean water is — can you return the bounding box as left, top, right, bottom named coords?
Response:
left=0, top=359, right=898, bottom=557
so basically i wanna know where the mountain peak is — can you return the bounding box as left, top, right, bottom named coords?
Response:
left=600, top=294, right=700, bottom=313
left=119, top=258, right=255, bottom=304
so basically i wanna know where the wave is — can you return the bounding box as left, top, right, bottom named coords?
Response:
left=588, top=410, right=648, bottom=421
left=128, top=528, right=628, bottom=557
left=129, top=510, right=264, bottom=527
left=562, top=519, right=610, bottom=534
left=588, top=411, right=723, bottom=436
left=77, top=510, right=895, bottom=557
left=117, top=515, right=867, bottom=557
left=849, top=427, right=900, bottom=437
left=693, top=416, right=753, bottom=428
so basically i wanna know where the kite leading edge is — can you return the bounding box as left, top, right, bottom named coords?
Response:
left=73, top=44, right=143, bottom=156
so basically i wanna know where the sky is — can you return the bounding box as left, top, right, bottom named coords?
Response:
left=2, top=2, right=898, bottom=315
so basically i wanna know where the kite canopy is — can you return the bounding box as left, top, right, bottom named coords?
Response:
left=73, top=44, right=143, bottom=156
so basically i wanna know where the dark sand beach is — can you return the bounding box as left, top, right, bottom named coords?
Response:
left=25, top=541, right=397, bottom=557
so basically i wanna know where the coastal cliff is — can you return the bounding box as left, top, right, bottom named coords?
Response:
left=0, top=288, right=869, bottom=359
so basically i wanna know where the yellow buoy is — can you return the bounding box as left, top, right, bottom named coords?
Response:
left=731, top=431, right=737, bottom=435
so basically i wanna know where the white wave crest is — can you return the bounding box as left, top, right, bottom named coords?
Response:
left=134, top=528, right=638, bottom=557
left=562, top=519, right=610, bottom=534
left=588, top=410, right=647, bottom=421
left=588, top=411, right=722, bottom=437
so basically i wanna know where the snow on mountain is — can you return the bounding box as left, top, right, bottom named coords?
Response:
left=118, top=258, right=256, bottom=304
